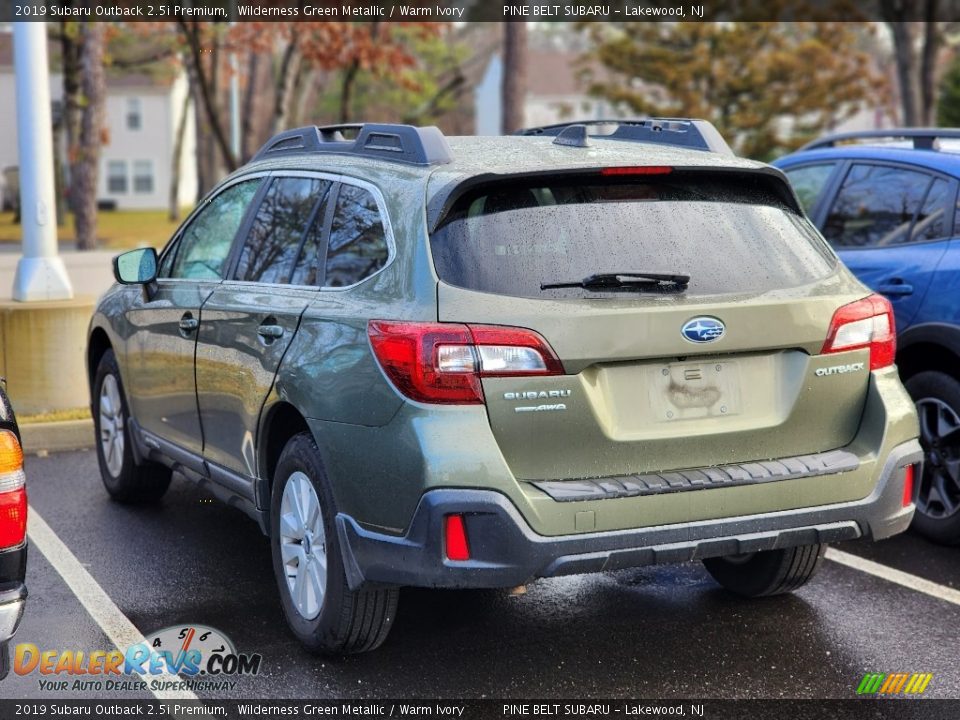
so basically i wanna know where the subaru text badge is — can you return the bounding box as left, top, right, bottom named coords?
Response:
left=681, top=317, right=725, bottom=343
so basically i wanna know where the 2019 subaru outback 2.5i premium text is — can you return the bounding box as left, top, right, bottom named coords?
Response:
left=88, top=119, right=922, bottom=654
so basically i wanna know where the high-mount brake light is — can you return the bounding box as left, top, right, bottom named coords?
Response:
left=367, top=321, right=563, bottom=404
left=0, top=429, right=26, bottom=549
left=821, top=294, right=896, bottom=371
left=600, top=166, right=673, bottom=176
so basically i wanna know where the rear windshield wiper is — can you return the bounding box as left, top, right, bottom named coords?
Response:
left=540, top=272, right=690, bottom=292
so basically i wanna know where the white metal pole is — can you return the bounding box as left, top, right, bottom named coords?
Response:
left=12, top=22, right=73, bottom=302
left=229, top=2, right=240, bottom=159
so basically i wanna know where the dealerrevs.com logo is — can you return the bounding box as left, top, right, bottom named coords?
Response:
left=14, top=625, right=262, bottom=693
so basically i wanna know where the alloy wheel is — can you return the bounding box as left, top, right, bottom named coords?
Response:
left=915, top=397, right=960, bottom=519
left=279, top=471, right=328, bottom=620
left=99, top=374, right=125, bottom=477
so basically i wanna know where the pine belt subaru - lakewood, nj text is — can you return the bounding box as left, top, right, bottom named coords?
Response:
left=88, top=119, right=922, bottom=654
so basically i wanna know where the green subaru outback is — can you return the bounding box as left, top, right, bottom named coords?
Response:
left=88, top=119, right=921, bottom=654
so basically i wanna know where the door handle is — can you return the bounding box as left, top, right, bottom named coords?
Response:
left=877, top=281, right=914, bottom=297
left=257, top=325, right=284, bottom=340
left=179, top=315, right=199, bottom=332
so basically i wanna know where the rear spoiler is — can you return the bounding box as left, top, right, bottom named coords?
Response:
left=426, top=165, right=805, bottom=233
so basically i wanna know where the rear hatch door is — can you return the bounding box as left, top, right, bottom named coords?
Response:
left=430, top=169, right=872, bottom=481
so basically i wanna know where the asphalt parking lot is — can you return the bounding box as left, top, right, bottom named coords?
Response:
left=4, top=448, right=960, bottom=702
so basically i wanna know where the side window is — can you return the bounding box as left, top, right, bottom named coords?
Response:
left=170, top=179, right=262, bottom=280
left=823, top=164, right=934, bottom=248
left=235, top=177, right=331, bottom=284
left=289, top=190, right=334, bottom=287
left=158, top=241, right=176, bottom=278
left=783, top=163, right=837, bottom=215
left=324, top=184, right=389, bottom=288
left=912, top=178, right=951, bottom=243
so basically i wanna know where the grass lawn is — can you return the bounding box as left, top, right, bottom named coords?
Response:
left=0, top=209, right=188, bottom=250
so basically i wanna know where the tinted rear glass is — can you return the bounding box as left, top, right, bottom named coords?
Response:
left=430, top=174, right=837, bottom=299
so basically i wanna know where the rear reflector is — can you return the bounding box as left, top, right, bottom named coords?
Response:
left=821, top=294, right=896, bottom=370
left=902, top=464, right=915, bottom=508
left=368, top=321, right=563, bottom=404
left=600, top=166, right=673, bottom=176
left=444, top=514, right=470, bottom=561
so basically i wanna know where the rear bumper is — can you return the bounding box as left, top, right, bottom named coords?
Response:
left=336, top=440, right=922, bottom=590
left=0, top=543, right=27, bottom=645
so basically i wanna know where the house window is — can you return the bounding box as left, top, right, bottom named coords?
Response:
left=133, top=160, right=154, bottom=194
left=107, top=160, right=127, bottom=194
left=126, top=98, right=142, bottom=130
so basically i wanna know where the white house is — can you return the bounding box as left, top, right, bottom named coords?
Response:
left=0, top=31, right=196, bottom=211
left=475, top=48, right=617, bottom=135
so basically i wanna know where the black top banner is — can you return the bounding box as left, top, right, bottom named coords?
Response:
left=1, top=0, right=954, bottom=23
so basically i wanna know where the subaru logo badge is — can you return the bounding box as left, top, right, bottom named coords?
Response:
left=681, top=317, right=725, bottom=343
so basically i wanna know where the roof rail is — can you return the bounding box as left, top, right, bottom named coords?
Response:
left=516, top=118, right=734, bottom=156
left=251, top=123, right=453, bottom=166
left=799, top=128, right=960, bottom=152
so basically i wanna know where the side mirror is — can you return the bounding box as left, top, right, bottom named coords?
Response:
left=113, top=248, right=158, bottom=285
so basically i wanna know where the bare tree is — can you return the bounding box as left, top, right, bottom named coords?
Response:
left=881, top=2, right=943, bottom=125
left=177, top=20, right=237, bottom=173
left=273, top=31, right=303, bottom=132
left=169, top=88, right=191, bottom=221
left=72, top=23, right=106, bottom=251
left=501, top=22, right=528, bottom=134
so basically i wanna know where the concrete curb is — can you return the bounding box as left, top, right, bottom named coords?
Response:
left=21, top=419, right=94, bottom=454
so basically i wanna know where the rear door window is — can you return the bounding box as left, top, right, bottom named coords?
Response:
left=823, top=164, right=938, bottom=248
left=912, top=178, right=952, bottom=243
left=429, top=173, right=836, bottom=299
left=234, top=177, right=332, bottom=284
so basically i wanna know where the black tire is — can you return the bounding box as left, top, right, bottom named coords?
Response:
left=904, top=371, right=960, bottom=545
left=93, top=349, right=171, bottom=504
left=270, top=432, right=398, bottom=655
left=703, top=543, right=826, bottom=597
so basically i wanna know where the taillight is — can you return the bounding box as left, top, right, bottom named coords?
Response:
left=367, top=321, right=563, bottom=404
left=0, top=429, right=26, bottom=549
left=821, top=294, right=896, bottom=370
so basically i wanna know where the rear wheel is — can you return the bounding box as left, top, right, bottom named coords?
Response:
left=93, top=349, right=171, bottom=503
left=703, top=543, right=826, bottom=597
left=904, top=371, right=960, bottom=545
left=269, top=432, right=398, bottom=654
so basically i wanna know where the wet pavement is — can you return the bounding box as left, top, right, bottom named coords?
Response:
left=4, top=449, right=959, bottom=701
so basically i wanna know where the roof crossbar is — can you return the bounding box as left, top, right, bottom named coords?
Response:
left=516, top=118, right=734, bottom=156
left=251, top=123, right=453, bottom=166
left=799, top=128, right=960, bottom=152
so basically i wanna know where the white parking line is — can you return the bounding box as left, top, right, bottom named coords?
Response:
left=825, top=548, right=960, bottom=607
left=26, top=505, right=199, bottom=701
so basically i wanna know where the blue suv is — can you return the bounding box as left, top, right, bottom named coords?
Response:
left=775, top=129, right=960, bottom=545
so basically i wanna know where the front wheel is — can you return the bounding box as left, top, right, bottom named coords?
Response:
left=93, top=349, right=171, bottom=504
left=905, top=371, right=960, bottom=545
left=703, top=543, right=826, bottom=597
left=269, top=432, right=398, bottom=654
